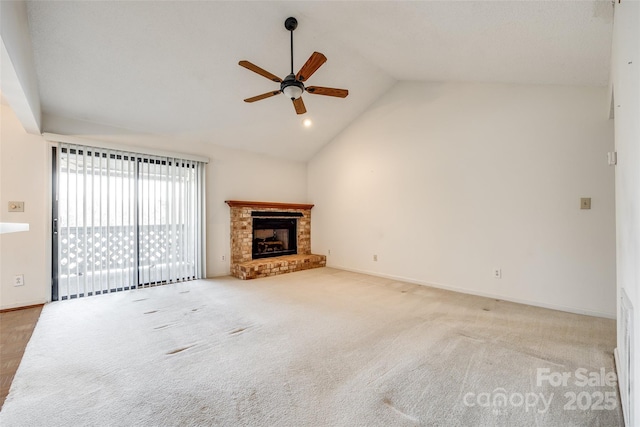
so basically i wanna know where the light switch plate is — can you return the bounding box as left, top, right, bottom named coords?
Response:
left=8, top=201, right=24, bottom=212
left=580, top=198, right=591, bottom=210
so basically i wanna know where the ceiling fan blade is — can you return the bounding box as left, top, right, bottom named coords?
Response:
left=239, top=60, right=282, bottom=83
left=296, top=52, right=327, bottom=82
left=244, top=91, right=281, bottom=103
left=305, top=86, right=349, bottom=98
left=292, top=97, right=307, bottom=115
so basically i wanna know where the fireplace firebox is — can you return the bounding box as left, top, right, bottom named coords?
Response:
left=252, top=217, right=297, bottom=259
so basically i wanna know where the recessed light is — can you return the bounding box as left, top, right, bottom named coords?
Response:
left=303, top=118, right=312, bottom=128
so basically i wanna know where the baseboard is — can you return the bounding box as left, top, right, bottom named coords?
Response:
left=0, top=303, right=45, bottom=313
left=328, top=264, right=616, bottom=319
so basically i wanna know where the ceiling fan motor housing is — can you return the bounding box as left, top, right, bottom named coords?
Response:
left=281, top=73, right=304, bottom=99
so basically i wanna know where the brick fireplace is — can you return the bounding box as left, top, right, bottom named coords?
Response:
left=225, top=200, right=326, bottom=279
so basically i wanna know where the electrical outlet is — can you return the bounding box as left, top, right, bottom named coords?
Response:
left=221, top=255, right=225, bottom=262
left=373, top=254, right=378, bottom=262
left=580, top=198, right=591, bottom=210
left=493, top=268, right=502, bottom=279
left=328, top=249, right=331, bottom=255
left=14, top=274, right=25, bottom=286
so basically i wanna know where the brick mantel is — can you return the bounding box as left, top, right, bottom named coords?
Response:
left=225, top=200, right=315, bottom=210
left=226, top=200, right=325, bottom=279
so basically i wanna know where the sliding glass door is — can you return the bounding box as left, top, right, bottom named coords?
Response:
left=52, top=144, right=205, bottom=300
left=138, top=157, right=202, bottom=286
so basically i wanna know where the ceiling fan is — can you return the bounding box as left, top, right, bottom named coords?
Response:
left=239, top=17, right=349, bottom=115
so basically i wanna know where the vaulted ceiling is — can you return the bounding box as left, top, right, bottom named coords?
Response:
left=23, top=1, right=613, bottom=161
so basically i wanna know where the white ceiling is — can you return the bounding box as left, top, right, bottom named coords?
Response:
left=25, top=1, right=613, bottom=161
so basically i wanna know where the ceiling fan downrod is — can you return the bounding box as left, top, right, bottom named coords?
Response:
left=282, top=17, right=304, bottom=100
left=284, top=17, right=297, bottom=75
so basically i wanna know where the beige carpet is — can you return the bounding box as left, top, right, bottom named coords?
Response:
left=0, top=268, right=622, bottom=426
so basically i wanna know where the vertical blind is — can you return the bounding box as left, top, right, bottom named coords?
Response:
left=54, top=143, right=206, bottom=300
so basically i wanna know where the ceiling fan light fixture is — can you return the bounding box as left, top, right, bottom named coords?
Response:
left=282, top=84, right=303, bottom=100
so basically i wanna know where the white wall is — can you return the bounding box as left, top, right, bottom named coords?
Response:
left=0, top=104, right=48, bottom=309
left=612, top=1, right=640, bottom=425
left=309, top=82, right=616, bottom=318
left=0, top=107, right=307, bottom=309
